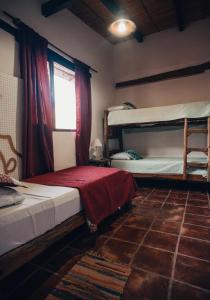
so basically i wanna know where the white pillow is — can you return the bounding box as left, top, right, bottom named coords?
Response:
left=110, top=152, right=131, bottom=160
left=107, top=105, right=132, bottom=112
left=0, top=187, right=24, bottom=208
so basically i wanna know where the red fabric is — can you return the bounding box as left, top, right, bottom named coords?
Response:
left=25, top=166, right=135, bottom=224
left=74, top=59, right=92, bottom=166
left=18, top=22, right=54, bottom=179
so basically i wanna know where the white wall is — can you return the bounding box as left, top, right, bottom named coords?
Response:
left=1, top=1, right=210, bottom=166
left=0, top=0, right=114, bottom=172
left=113, top=18, right=210, bottom=108
left=113, top=18, right=210, bottom=157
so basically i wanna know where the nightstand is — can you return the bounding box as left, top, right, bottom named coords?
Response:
left=89, top=158, right=111, bottom=167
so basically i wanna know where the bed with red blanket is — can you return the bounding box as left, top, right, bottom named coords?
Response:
left=25, top=166, right=136, bottom=226
left=0, top=166, right=135, bottom=279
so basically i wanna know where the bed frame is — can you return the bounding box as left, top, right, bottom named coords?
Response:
left=103, top=110, right=210, bottom=182
left=0, top=134, right=86, bottom=280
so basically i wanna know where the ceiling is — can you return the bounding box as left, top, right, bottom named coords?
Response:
left=42, top=0, right=210, bottom=44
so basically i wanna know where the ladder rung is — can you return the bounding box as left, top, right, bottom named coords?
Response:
left=187, top=162, right=208, bottom=169
left=188, top=128, right=208, bottom=134
left=187, top=147, right=208, bottom=155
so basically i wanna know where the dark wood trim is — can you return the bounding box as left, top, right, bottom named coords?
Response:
left=0, top=212, right=85, bottom=280
left=103, top=111, right=109, bottom=158
left=53, top=129, right=76, bottom=132
left=132, top=173, right=206, bottom=182
left=174, top=0, right=185, bottom=31
left=0, top=18, right=18, bottom=38
left=42, top=0, right=74, bottom=17
left=101, top=0, right=119, bottom=15
left=109, top=117, right=207, bottom=130
left=116, top=61, right=210, bottom=88
left=48, top=49, right=75, bottom=71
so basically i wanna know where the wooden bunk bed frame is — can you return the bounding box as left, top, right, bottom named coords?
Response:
left=104, top=111, right=210, bottom=182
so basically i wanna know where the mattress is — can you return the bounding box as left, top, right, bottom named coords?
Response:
left=111, top=157, right=207, bottom=177
left=0, top=183, right=81, bottom=256
left=108, top=100, right=210, bottom=126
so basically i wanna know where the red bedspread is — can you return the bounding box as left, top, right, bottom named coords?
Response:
left=25, top=166, right=135, bottom=224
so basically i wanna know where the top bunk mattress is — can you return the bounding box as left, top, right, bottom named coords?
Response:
left=108, top=100, right=210, bottom=126
left=0, top=183, right=81, bottom=256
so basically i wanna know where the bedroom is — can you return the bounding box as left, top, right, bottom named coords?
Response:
left=0, top=0, right=210, bottom=299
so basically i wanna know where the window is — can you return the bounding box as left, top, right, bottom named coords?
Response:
left=48, top=50, right=76, bottom=131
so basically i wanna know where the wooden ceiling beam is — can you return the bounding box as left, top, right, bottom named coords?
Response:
left=174, top=0, right=185, bottom=31
left=101, top=0, right=143, bottom=42
left=42, top=0, right=75, bottom=17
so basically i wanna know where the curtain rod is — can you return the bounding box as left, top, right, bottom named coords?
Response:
left=3, top=11, right=98, bottom=73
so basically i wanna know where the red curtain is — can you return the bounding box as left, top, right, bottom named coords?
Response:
left=18, top=23, right=54, bottom=178
left=74, top=59, right=92, bottom=165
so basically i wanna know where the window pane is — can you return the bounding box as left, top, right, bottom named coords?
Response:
left=54, top=63, right=76, bottom=130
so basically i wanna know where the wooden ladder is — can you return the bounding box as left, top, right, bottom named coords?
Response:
left=183, top=117, right=210, bottom=181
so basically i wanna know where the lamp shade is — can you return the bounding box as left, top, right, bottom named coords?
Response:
left=108, top=18, right=136, bottom=38
left=91, top=138, right=102, bottom=147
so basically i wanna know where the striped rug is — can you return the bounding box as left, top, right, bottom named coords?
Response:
left=45, top=253, right=131, bottom=300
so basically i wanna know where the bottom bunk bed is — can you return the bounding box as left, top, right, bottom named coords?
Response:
left=111, top=157, right=207, bottom=181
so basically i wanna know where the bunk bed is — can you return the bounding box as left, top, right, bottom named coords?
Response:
left=104, top=100, right=210, bottom=182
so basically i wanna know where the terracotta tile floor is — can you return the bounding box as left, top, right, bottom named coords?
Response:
left=1, top=183, right=210, bottom=300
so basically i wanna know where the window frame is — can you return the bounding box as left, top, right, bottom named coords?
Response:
left=48, top=49, right=76, bottom=132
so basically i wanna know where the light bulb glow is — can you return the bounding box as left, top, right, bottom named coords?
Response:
left=117, top=21, right=126, bottom=33
left=108, top=18, right=136, bottom=38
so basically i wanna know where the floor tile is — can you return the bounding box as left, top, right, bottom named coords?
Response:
left=112, top=211, right=130, bottom=224
left=99, top=221, right=121, bottom=237
left=184, top=214, right=210, bottom=228
left=131, top=205, right=160, bottom=218
left=132, top=197, right=143, bottom=207
left=178, top=237, right=210, bottom=261
left=171, top=281, right=210, bottom=300
left=143, top=231, right=178, bottom=252
left=158, top=205, right=184, bottom=222
left=133, top=246, right=174, bottom=277
left=95, top=238, right=138, bottom=265
left=166, top=197, right=186, bottom=205
left=145, top=196, right=165, bottom=203
left=163, top=203, right=185, bottom=210
left=113, top=225, right=146, bottom=244
left=188, top=195, right=208, bottom=201
left=152, top=219, right=181, bottom=235
left=187, top=200, right=209, bottom=208
left=150, top=191, right=169, bottom=198
left=186, top=206, right=210, bottom=217
left=170, top=192, right=188, bottom=199
left=123, top=268, right=169, bottom=300
left=139, top=201, right=163, bottom=209
left=124, top=214, right=154, bottom=229
left=175, top=254, right=210, bottom=290
left=181, top=223, right=210, bottom=241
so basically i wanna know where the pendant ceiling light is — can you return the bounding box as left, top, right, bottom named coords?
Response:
left=108, top=18, right=136, bottom=38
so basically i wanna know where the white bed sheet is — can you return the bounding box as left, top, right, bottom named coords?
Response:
left=0, top=183, right=81, bottom=256
left=108, top=100, right=210, bottom=126
left=111, top=157, right=207, bottom=177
